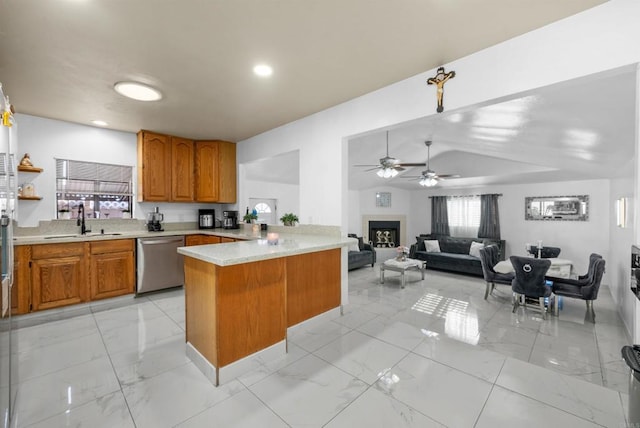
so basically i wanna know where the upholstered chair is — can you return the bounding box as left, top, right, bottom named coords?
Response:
left=510, top=256, right=552, bottom=319
left=549, top=255, right=605, bottom=322
left=479, top=245, right=514, bottom=300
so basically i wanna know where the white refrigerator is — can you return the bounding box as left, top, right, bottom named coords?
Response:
left=0, top=83, right=18, bottom=427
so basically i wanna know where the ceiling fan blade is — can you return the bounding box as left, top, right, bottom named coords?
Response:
left=364, top=167, right=381, bottom=172
left=353, top=164, right=380, bottom=167
left=435, top=174, right=461, bottom=179
left=397, top=162, right=426, bottom=167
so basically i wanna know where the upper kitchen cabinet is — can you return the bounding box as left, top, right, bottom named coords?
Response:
left=195, top=140, right=236, bottom=203
left=137, top=131, right=172, bottom=202
left=138, top=131, right=236, bottom=203
left=171, top=136, right=194, bottom=202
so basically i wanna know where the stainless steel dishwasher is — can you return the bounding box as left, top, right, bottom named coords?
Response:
left=136, top=235, right=185, bottom=294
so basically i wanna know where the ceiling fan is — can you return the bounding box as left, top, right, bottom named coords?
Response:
left=403, top=140, right=460, bottom=187
left=353, top=131, right=406, bottom=178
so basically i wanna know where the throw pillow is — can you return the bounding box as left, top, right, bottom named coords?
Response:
left=469, top=241, right=484, bottom=258
left=357, top=236, right=365, bottom=251
left=425, top=240, right=441, bottom=253
left=349, top=242, right=360, bottom=252
left=415, top=236, right=426, bottom=251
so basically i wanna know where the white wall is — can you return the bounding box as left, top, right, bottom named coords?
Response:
left=609, top=176, right=635, bottom=338
left=243, top=179, right=299, bottom=225
left=16, top=114, right=224, bottom=227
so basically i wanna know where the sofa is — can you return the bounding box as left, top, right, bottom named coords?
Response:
left=347, top=234, right=377, bottom=270
left=410, top=234, right=505, bottom=277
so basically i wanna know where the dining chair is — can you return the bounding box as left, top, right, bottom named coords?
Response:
left=548, top=255, right=605, bottom=322
left=510, top=255, right=552, bottom=319
left=479, top=245, right=514, bottom=299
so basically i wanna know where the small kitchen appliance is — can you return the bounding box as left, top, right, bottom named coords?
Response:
left=223, top=210, right=239, bottom=229
left=198, top=209, right=215, bottom=229
left=147, top=206, right=164, bottom=231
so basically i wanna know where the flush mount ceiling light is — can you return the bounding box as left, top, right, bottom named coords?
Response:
left=113, top=81, right=162, bottom=101
left=91, top=120, right=108, bottom=127
left=253, top=64, right=273, bottom=77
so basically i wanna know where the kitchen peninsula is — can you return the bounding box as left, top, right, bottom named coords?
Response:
left=177, top=226, right=352, bottom=386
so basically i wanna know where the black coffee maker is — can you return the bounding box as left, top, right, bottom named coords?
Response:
left=222, top=210, right=239, bottom=229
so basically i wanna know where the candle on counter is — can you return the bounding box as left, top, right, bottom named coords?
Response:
left=267, top=232, right=279, bottom=245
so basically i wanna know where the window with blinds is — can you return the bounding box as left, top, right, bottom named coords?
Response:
left=55, top=159, right=133, bottom=219
left=447, top=195, right=481, bottom=237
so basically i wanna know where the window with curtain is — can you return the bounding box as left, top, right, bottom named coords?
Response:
left=447, top=195, right=481, bottom=237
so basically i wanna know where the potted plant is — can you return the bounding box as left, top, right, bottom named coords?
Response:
left=280, top=213, right=299, bottom=226
left=243, top=209, right=258, bottom=224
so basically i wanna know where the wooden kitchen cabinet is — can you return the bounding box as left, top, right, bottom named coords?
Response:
left=137, top=130, right=172, bottom=202
left=171, top=136, right=194, bottom=202
left=11, top=246, right=31, bottom=315
left=195, top=140, right=236, bottom=203
left=30, top=242, right=87, bottom=311
left=89, top=239, right=135, bottom=300
left=185, top=234, right=221, bottom=246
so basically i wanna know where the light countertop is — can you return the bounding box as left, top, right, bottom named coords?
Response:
left=177, top=233, right=352, bottom=266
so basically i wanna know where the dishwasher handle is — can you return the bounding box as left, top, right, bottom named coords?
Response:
left=138, top=237, right=185, bottom=245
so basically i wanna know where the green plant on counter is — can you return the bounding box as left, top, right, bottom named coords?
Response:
left=280, top=213, right=299, bottom=226
left=243, top=209, right=258, bottom=223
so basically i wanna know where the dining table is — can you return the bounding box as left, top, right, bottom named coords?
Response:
left=493, top=257, right=573, bottom=278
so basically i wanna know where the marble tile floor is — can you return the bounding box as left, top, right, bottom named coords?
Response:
left=8, top=265, right=632, bottom=427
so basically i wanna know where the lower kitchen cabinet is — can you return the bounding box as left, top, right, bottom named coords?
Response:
left=90, top=240, right=135, bottom=300
left=15, top=238, right=136, bottom=313
left=30, top=242, right=87, bottom=311
left=185, top=234, right=222, bottom=246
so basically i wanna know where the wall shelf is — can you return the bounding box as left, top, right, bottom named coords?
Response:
left=18, top=195, right=42, bottom=201
left=17, top=165, right=43, bottom=173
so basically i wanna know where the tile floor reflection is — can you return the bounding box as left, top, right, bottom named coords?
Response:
left=9, top=266, right=631, bottom=427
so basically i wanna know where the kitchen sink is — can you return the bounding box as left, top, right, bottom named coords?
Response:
left=42, top=233, right=122, bottom=239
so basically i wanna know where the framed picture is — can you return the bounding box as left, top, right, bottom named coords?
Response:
left=376, top=192, right=391, bottom=208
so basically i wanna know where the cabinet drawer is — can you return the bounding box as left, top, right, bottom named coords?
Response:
left=91, top=239, right=134, bottom=255
left=31, top=242, right=85, bottom=259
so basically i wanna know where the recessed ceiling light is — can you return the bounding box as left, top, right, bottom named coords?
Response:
left=113, top=81, right=162, bottom=101
left=91, top=120, right=108, bottom=127
left=253, top=64, right=273, bottom=77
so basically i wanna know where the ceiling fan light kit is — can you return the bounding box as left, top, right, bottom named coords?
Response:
left=377, top=168, right=399, bottom=178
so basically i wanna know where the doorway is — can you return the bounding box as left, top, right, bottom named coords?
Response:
left=249, top=198, right=277, bottom=224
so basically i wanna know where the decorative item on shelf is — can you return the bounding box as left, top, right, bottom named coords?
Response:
left=19, top=153, right=33, bottom=167
left=396, top=245, right=409, bottom=261
left=280, top=212, right=299, bottom=226
left=22, top=183, right=35, bottom=197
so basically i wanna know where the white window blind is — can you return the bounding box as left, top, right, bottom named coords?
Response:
left=447, top=196, right=481, bottom=237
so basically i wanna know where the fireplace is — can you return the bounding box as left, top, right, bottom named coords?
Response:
left=369, top=220, right=400, bottom=248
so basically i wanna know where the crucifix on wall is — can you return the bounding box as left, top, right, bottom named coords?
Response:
left=427, top=67, right=455, bottom=113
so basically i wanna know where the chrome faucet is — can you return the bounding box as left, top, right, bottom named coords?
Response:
left=77, top=203, right=91, bottom=235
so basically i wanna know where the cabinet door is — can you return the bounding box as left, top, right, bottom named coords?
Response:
left=171, top=136, right=194, bottom=202
left=217, top=141, right=236, bottom=203
left=186, top=235, right=221, bottom=246
left=31, top=255, right=86, bottom=311
left=90, top=251, right=135, bottom=300
left=11, top=246, right=31, bottom=315
left=138, top=131, right=172, bottom=202
left=194, top=141, right=219, bottom=202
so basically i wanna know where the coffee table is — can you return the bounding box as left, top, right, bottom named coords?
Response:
left=380, top=258, right=424, bottom=288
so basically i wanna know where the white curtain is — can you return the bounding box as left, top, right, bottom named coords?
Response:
left=447, top=196, right=481, bottom=237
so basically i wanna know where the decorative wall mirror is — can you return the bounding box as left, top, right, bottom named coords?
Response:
left=525, top=195, right=589, bottom=221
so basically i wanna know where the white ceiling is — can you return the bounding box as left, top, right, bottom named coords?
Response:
left=348, top=65, right=637, bottom=190
left=0, top=0, right=606, bottom=142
